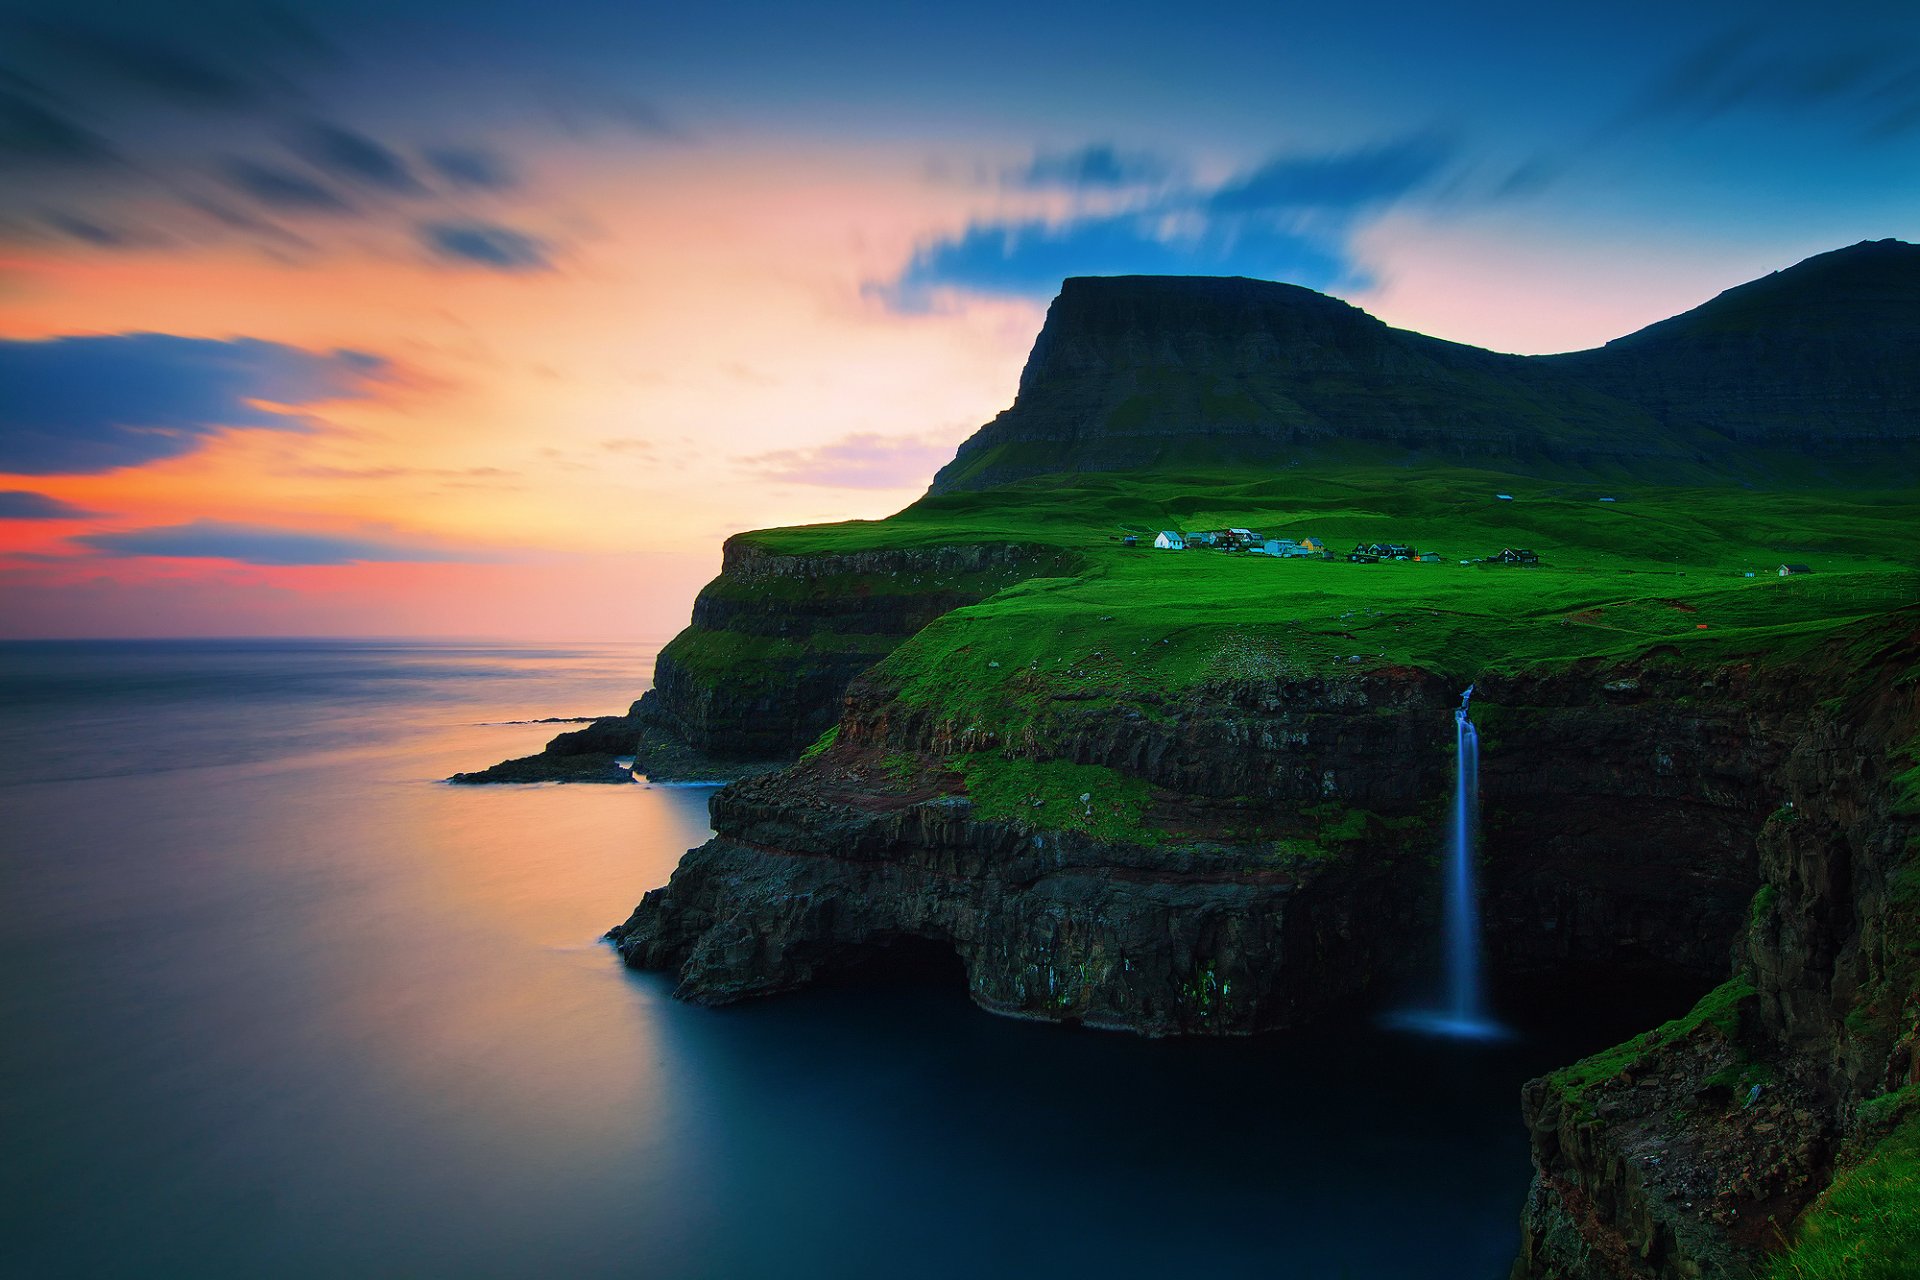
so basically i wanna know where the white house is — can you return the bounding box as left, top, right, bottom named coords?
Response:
left=1154, top=531, right=1186, bottom=550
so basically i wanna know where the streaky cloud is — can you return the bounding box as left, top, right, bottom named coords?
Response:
left=0, top=81, right=117, bottom=168
left=0, top=333, right=387, bottom=475
left=0, top=489, right=96, bottom=519
left=25, top=21, right=259, bottom=106
left=877, top=134, right=1457, bottom=308
left=424, top=145, right=517, bottom=191
left=220, top=158, right=355, bottom=213
left=40, top=209, right=133, bottom=246
left=290, top=121, right=424, bottom=194
left=739, top=432, right=962, bottom=490
left=1007, top=144, right=1177, bottom=190
left=8, top=6, right=333, bottom=110
left=1205, top=135, right=1452, bottom=213
left=1621, top=24, right=1920, bottom=139
left=75, top=519, right=485, bottom=567
left=877, top=210, right=1354, bottom=310
left=420, top=220, right=551, bottom=272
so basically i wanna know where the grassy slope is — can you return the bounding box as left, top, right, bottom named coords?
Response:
left=1769, top=1098, right=1920, bottom=1279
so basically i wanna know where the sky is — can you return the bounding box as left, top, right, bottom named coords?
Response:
left=1, top=0, right=1915, bottom=639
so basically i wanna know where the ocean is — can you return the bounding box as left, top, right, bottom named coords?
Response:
left=1, top=639, right=1634, bottom=1278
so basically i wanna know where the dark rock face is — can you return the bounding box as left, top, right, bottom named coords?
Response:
left=1473, top=661, right=1807, bottom=990
left=610, top=649, right=1885, bottom=1039
left=1513, top=1006, right=1838, bottom=1280
left=930, top=241, right=1920, bottom=493
left=610, top=778, right=1420, bottom=1034
left=641, top=539, right=1075, bottom=761
left=1510, top=622, right=1920, bottom=1279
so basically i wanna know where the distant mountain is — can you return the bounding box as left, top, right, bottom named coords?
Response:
left=928, top=239, right=1920, bottom=493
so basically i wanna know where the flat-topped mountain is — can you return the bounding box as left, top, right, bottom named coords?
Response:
left=929, top=239, right=1920, bottom=492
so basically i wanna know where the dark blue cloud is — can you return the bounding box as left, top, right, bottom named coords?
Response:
left=1205, top=136, right=1451, bottom=213
left=0, top=81, right=116, bottom=168
left=424, top=145, right=517, bottom=191
left=0, top=489, right=96, bottom=519
left=40, top=209, right=132, bottom=246
left=75, top=519, right=480, bottom=566
left=878, top=137, right=1448, bottom=307
left=420, top=220, right=551, bottom=271
left=290, top=121, right=423, bottom=194
left=1007, top=144, right=1176, bottom=190
left=1621, top=24, right=1920, bottom=140
left=879, top=211, right=1354, bottom=310
left=23, top=21, right=263, bottom=106
left=0, top=333, right=386, bottom=475
left=220, top=158, right=354, bottom=213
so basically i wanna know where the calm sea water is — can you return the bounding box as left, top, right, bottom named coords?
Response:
left=2, top=639, right=1639, bottom=1279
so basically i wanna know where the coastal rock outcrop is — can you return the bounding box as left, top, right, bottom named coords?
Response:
left=456, top=537, right=1074, bottom=782
left=612, top=635, right=1911, bottom=1038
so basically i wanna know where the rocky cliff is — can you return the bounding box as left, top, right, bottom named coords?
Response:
left=641, top=537, right=1076, bottom=761
left=930, top=240, right=1920, bottom=493
left=1510, top=619, right=1920, bottom=1279
left=455, top=536, right=1074, bottom=782
left=613, top=627, right=1912, bottom=1023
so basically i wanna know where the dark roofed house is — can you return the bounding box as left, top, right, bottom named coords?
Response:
left=1493, top=547, right=1539, bottom=565
left=1779, top=563, right=1812, bottom=576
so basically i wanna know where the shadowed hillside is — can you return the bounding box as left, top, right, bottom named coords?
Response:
left=930, top=239, right=1920, bottom=493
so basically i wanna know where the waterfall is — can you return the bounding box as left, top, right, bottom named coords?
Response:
left=1446, top=685, right=1485, bottom=1025
left=1385, top=684, right=1505, bottom=1039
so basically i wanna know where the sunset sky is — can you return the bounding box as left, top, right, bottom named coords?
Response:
left=2, top=0, right=1916, bottom=639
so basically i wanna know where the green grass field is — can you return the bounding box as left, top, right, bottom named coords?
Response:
left=741, top=465, right=1917, bottom=721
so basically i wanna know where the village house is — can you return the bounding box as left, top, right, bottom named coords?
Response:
left=1298, top=536, right=1326, bottom=556
left=1492, top=547, right=1540, bottom=565
left=1153, top=531, right=1186, bottom=550
left=1779, top=562, right=1812, bottom=576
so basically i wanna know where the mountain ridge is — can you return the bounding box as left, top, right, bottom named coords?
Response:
left=929, top=239, right=1920, bottom=493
